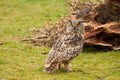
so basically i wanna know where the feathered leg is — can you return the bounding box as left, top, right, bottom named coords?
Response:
left=57, top=63, right=61, bottom=70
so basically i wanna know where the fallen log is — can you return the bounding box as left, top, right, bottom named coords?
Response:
left=84, top=22, right=120, bottom=50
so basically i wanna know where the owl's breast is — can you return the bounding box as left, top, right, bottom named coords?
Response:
left=64, top=34, right=82, bottom=47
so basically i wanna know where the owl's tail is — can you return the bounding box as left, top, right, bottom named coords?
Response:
left=43, top=60, right=60, bottom=73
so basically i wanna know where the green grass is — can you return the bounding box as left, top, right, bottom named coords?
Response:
left=0, top=0, right=120, bottom=80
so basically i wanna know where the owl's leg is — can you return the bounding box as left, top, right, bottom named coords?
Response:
left=58, top=63, right=61, bottom=70
left=64, top=63, right=72, bottom=72
left=56, top=63, right=61, bottom=70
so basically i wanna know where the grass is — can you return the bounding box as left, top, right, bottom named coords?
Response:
left=0, top=0, right=120, bottom=80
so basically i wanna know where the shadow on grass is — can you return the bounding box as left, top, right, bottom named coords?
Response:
left=38, top=66, right=88, bottom=75
left=83, top=46, right=111, bottom=54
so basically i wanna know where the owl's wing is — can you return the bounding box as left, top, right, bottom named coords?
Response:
left=45, top=33, right=84, bottom=67
left=45, top=34, right=65, bottom=65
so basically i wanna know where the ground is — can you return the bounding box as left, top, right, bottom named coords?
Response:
left=0, top=0, right=120, bottom=80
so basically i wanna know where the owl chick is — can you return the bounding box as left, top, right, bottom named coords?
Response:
left=44, top=16, right=85, bottom=73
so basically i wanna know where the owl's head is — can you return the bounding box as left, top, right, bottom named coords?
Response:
left=66, top=19, right=84, bottom=34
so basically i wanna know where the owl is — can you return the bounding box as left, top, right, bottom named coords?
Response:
left=44, top=18, right=85, bottom=73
